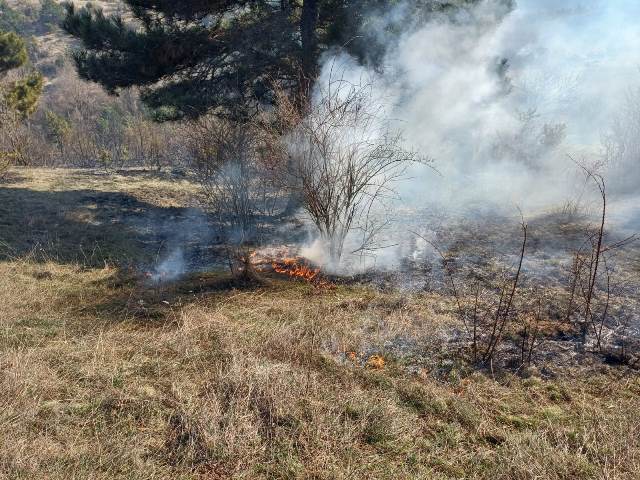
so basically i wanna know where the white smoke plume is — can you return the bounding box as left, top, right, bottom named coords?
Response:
left=301, top=0, right=640, bottom=270
left=150, top=247, right=186, bottom=283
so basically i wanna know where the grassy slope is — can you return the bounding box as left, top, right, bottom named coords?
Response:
left=0, top=168, right=200, bottom=266
left=0, top=168, right=639, bottom=479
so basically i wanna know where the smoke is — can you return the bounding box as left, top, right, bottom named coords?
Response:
left=299, top=0, right=640, bottom=270
left=145, top=207, right=213, bottom=283
left=150, top=247, right=186, bottom=283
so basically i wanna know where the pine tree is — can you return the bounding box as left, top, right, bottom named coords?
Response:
left=0, top=31, right=27, bottom=76
left=0, top=30, right=43, bottom=117
left=62, top=0, right=477, bottom=121
left=5, top=70, right=44, bottom=116
left=0, top=29, right=41, bottom=172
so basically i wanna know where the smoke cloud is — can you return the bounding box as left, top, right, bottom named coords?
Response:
left=303, top=0, right=640, bottom=270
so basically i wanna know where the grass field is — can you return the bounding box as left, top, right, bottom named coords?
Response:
left=1, top=168, right=639, bottom=479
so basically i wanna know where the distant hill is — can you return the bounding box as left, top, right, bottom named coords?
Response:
left=1, top=0, right=123, bottom=80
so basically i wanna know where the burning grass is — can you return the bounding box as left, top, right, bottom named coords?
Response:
left=251, top=247, right=335, bottom=289
left=270, top=257, right=336, bottom=291
left=271, top=256, right=321, bottom=281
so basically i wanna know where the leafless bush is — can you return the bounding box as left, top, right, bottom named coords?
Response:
left=185, top=117, right=285, bottom=278
left=0, top=101, right=43, bottom=169
left=564, top=165, right=638, bottom=356
left=126, top=114, right=174, bottom=170
left=492, top=108, right=566, bottom=168
left=272, top=77, right=425, bottom=266
left=0, top=105, right=23, bottom=171
left=34, top=69, right=180, bottom=169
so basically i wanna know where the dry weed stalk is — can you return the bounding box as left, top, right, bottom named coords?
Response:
left=565, top=162, right=637, bottom=355
left=519, top=296, right=542, bottom=367
left=414, top=220, right=529, bottom=367
left=580, top=168, right=606, bottom=348
left=481, top=220, right=527, bottom=364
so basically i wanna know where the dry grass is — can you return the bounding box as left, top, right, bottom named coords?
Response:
left=0, top=262, right=638, bottom=479
left=0, top=167, right=202, bottom=266
left=3, top=167, right=199, bottom=208
left=1, top=168, right=639, bottom=479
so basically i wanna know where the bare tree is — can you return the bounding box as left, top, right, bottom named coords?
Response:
left=272, top=76, right=426, bottom=267
left=0, top=99, right=38, bottom=169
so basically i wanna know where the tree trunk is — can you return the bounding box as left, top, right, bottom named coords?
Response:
left=299, top=0, right=319, bottom=110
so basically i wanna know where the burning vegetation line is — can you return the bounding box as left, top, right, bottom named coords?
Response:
left=271, top=257, right=321, bottom=282
left=252, top=249, right=334, bottom=287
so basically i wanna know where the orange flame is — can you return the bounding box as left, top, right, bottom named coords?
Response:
left=272, top=257, right=321, bottom=282
left=366, top=354, right=386, bottom=370
left=251, top=247, right=334, bottom=289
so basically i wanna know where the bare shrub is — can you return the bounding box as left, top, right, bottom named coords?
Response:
left=564, top=164, right=638, bottom=356
left=492, top=108, right=567, bottom=167
left=37, top=69, right=180, bottom=169
left=41, top=67, right=108, bottom=167
left=0, top=67, right=46, bottom=169
left=0, top=101, right=41, bottom=168
left=185, top=117, right=285, bottom=278
left=0, top=104, right=23, bottom=171
left=126, top=113, right=174, bottom=170
left=272, top=77, right=425, bottom=267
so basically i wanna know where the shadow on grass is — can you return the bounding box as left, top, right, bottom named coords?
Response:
left=0, top=180, right=304, bottom=327
left=0, top=186, right=220, bottom=268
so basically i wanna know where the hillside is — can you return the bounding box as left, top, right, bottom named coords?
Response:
left=2, top=1, right=122, bottom=74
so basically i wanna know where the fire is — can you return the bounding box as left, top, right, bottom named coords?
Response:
left=366, top=354, right=386, bottom=370
left=251, top=246, right=334, bottom=288
left=272, top=257, right=320, bottom=282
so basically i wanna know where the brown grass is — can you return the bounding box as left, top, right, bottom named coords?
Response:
left=0, top=168, right=639, bottom=479
left=0, top=167, right=201, bottom=266
left=1, top=261, right=638, bottom=479
left=3, top=167, right=199, bottom=207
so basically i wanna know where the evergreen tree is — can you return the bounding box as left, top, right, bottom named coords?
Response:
left=0, top=31, right=27, bottom=76
left=4, top=70, right=44, bottom=116
left=0, top=29, right=42, bottom=171
left=62, top=0, right=477, bottom=121
left=0, top=30, right=43, bottom=117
